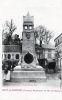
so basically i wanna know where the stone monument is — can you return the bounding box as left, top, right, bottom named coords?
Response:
left=21, top=12, right=38, bottom=69
left=11, top=13, right=46, bottom=82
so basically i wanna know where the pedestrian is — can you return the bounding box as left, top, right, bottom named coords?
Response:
left=3, top=62, right=11, bottom=81
left=7, top=61, right=11, bottom=81
left=3, top=62, right=8, bottom=81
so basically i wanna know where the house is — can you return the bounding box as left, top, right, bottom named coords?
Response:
left=54, top=33, right=62, bottom=70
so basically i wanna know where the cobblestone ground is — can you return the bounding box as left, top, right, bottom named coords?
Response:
left=46, top=72, right=60, bottom=80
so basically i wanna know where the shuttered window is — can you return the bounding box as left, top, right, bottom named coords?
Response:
left=8, top=54, right=11, bottom=59
left=16, top=54, right=19, bottom=59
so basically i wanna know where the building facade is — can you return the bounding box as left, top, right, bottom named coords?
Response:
left=2, top=45, right=22, bottom=69
left=54, top=33, right=62, bottom=70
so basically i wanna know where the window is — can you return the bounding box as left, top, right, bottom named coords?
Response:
left=2, top=54, right=3, bottom=59
left=29, top=26, right=32, bottom=30
left=55, top=41, right=57, bottom=47
left=58, top=39, right=59, bottom=45
left=16, top=54, right=19, bottom=59
left=8, top=54, right=11, bottom=59
left=48, top=50, right=51, bottom=58
left=24, top=26, right=27, bottom=29
left=4, top=54, right=7, bottom=60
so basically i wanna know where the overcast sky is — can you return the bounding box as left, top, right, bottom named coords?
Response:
left=0, top=0, right=62, bottom=44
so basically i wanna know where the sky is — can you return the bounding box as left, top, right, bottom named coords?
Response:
left=0, top=0, right=62, bottom=44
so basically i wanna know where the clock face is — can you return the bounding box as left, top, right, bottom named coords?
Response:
left=26, top=32, right=31, bottom=39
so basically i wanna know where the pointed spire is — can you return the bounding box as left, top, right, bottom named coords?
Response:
left=23, top=12, right=34, bottom=22
left=27, top=11, right=30, bottom=17
left=26, top=12, right=31, bottom=20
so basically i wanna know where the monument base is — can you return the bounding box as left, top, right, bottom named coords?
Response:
left=11, top=66, right=46, bottom=82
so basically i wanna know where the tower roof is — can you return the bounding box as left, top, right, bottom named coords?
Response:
left=23, top=12, right=34, bottom=22
left=27, top=12, right=30, bottom=17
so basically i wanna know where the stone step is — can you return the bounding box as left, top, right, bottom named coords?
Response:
left=11, top=77, right=46, bottom=83
left=14, top=68, right=44, bottom=71
left=10, top=70, right=46, bottom=82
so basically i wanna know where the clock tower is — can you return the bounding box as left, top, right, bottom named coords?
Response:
left=11, top=13, right=46, bottom=81
left=21, top=12, right=38, bottom=69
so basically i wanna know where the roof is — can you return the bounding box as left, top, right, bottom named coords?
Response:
left=54, top=33, right=62, bottom=41
left=42, top=43, right=55, bottom=49
left=2, top=45, right=21, bottom=52
left=35, top=43, right=55, bottom=50
left=2, top=43, right=55, bottom=53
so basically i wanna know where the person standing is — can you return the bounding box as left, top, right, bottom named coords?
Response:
left=3, top=62, right=11, bottom=81
left=3, top=62, right=8, bottom=81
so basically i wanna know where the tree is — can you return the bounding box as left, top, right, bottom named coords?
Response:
left=34, top=25, right=53, bottom=59
left=2, top=19, right=16, bottom=45
left=6, top=19, right=16, bottom=35
left=13, top=34, right=20, bottom=45
left=34, top=25, right=53, bottom=45
left=2, top=29, right=8, bottom=45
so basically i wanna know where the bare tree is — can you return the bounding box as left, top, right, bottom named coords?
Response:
left=2, top=19, right=16, bottom=45
left=34, top=25, right=53, bottom=59
left=13, top=34, right=21, bottom=45
left=34, top=25, right=53, bottom=45
left=6, top=19, right=16, bottom=35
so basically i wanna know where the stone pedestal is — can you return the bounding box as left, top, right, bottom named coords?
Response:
left=11, top=67, right=46, bottom=82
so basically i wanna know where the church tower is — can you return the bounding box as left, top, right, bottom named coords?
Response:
left=21, top=12, right=37, bottom=69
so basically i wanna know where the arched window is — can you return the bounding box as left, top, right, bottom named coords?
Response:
left=29, top=26, right=32, bottom=30
left=16, top=54, right=19, bottom=59
left=8, top=54, right=11, bottom=59
left=24, top=26, right=27, bottom=29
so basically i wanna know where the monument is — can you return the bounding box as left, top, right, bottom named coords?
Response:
left=11, top=13, right=46, bottom=82
left=21, top=12, right=38, bottom=69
